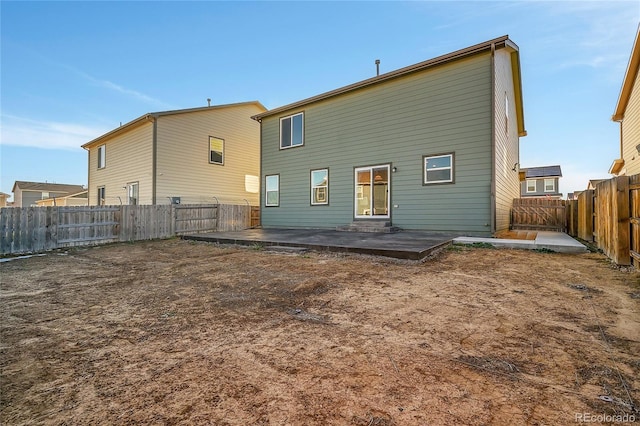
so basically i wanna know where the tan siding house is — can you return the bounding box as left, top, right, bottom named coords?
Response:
left=610, top=26, right=640, bottom=176
left=11, top=182, right=85, bottom=207
left=35, top=191, right=89, bottom=206
left=0, top=192, right=10, bottom=207
left=82, top=101, right=265, bottom=206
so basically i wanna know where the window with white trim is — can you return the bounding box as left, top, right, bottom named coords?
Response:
left=98, top=145, right=106, bottom=169
left=526, top=180, right=536, bottom=193
left=127, top=182, right=139, bottom=205
left=97, top=186, right=106, bottom=205
left=423, top=153, right=454, bottom=184
left=544, top=179, right=555, bottom=192
left=209, top=136, right=224, bottom=165
left=265, top=175, right=279, bottom=207
left=311, top=169, right=328, bottom=205
left=280, top=112, right=304, bottom=149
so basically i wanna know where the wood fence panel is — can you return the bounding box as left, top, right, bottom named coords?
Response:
left=629, top=175, right=640, bottom=268
left=174, top=204, right=218, bottom=235
left=511, top=198, right=566, bottom=232
left=251, top=206, right=260, bottom=228
left=577, top=190, right=594, bottom=242
left=1, top=203, right=252, bottom=255
left=566, top=200, right=578, bottom=237
left=594, top=176, right=630, bottom=265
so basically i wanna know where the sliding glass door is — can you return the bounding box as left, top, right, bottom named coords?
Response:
left=354, top=165, right=390, bottom=218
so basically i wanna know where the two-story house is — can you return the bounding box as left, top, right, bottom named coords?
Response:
left=253, top=35, right=526, bottom=236
left=82, top=101, right=265, bottom=206
left=519, top=165, right=563, bottom=199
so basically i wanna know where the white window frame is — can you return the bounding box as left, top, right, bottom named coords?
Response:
left=265, top=174, right=279, bottom=207
left=127, top=182, right=139, bottom=205
left=544, top=178, right=555, bottom=193
left=279, top=112, right=304, bottom=149
left=526, top=180, right=536, bottom=193
left=423, top=153, right=454, bottom=185
left=310, top=169, right=328, bottom=205
left=97, top=186, right=106, bottom=206
left=97, top=145, right=106, bottom=169
left=354, top=164, right=390, bottom=219
left=209, top=136, right=224, bottom=165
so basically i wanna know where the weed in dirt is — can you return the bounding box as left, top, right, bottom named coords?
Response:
left=533, top=247, right=555, bottom=254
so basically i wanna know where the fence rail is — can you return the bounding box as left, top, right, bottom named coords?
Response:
left=0, top=203, right=258, bottom=255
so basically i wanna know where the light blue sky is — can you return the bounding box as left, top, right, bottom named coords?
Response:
left=1, top=1, right=638, bottom=200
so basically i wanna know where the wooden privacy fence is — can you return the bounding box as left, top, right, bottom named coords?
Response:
left=0, top=203, right=259, bottom=255
left=566, top=174, right=640, bottom=267
left=511, top=198, right=566, bottom=232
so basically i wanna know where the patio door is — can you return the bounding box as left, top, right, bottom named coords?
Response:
left=355, top=165, right=390, bottom=219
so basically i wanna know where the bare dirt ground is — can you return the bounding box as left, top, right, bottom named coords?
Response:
left=1, top=238, right=639, bottom=425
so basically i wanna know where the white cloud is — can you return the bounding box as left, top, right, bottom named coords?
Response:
left=0, top=114, right=109, bottom=150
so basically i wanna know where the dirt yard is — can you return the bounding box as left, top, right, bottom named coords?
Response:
left=1, top=238, right=639, bottom=425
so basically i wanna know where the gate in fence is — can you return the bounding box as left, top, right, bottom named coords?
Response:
left=511, top=198, right=566, bottom=232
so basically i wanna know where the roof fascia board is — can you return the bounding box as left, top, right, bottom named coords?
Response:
left=82, top=101, right=266, bottom=149
left=252, top=35, right=514, bottom=121
left=613, top=25, right=640, bottom=122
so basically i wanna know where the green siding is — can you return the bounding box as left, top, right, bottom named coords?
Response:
left=262, top=53, right=494, bottom=234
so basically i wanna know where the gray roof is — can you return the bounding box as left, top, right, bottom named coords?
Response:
left=12, top=181, right=85, bottom=194
left=522, top=165, right=562, bottom=178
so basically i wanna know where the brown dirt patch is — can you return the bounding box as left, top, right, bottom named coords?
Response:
left=1, top=239, right=639, bottom=425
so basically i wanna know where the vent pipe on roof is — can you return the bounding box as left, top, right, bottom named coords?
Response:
left=375, top=59, right=380, bottom=76
left=207, top=98, right=211, bottom=107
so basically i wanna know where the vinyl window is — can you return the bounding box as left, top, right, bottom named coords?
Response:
left=209, top=136, right=224, bottom=165
left=97, top=186, right=106, bottom=205
left=423, top=153, right=454, bottom=184
left=311, top=169, right=328, bottom=205
left=127, top=182, right=139, bottom=205
left=97, top=145, right=106, bottom=169
left=544, top=179, right=555, bottom=192
left=265, top=175, right=279, bottom=207
left=280, top=112, right=304, bottom=149
left=526, top=180, right=536, bottom=193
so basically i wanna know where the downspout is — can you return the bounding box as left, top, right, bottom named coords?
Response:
left=84, top=146, right=90, bottom=205
left=151, top=116, right=158, bottom=205
left=490, top=43, right=497, bottom=235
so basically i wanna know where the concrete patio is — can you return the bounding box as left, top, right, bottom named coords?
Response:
left=182, top=228, right=588, bottom=260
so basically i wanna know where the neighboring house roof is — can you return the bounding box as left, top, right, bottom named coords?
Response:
left=251, top=35, right=526, bottom=137
left=613, top=24, right=640, bottom=122
left=36, top=190, right=88, bottom=205
left=81, top=101, right=266, bottom=149
left=521, top=165, right=562, bottom=178
left=12, top=181, right=85, bottom=194
left=587, top=179, right=606, bottom=189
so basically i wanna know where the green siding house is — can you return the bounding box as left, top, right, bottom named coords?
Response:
left=253, top=35, right=526, bottom=236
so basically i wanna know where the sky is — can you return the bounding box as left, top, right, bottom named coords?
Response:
left=1, top=1, right=639, bottom=201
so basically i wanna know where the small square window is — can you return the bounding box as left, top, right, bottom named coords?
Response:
left=209, top=136, right=224, bottom=165
left=280, top=112, right=304, bottom=149
left=265, top=175, right=279, bottom=207
left=423, top=153, right=454, bottom=185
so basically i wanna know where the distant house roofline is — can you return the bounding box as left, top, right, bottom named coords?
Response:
left=11, top=181, right=86, bottom=194
left=613, top=24, right=640, bottom=121
left=252, top=35, right=526, bottom=137
left=520, top=165, right=562, bottom=178
left=81, top=100, right=266, bottom=149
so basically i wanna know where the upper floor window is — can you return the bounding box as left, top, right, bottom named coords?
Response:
left=423, top=153, right=454, bottom=185
left=544, top=179, right=555, bottom=192
left=209, top=136, right=224, bottom=165
left=280, top=112, right=304, bottom=149
left=526, top=180, right=536, bottom=193
left=98, top=145, right=106, bottom=169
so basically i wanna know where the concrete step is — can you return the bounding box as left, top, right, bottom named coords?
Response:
left=336, top=221, right=400, bottom=233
